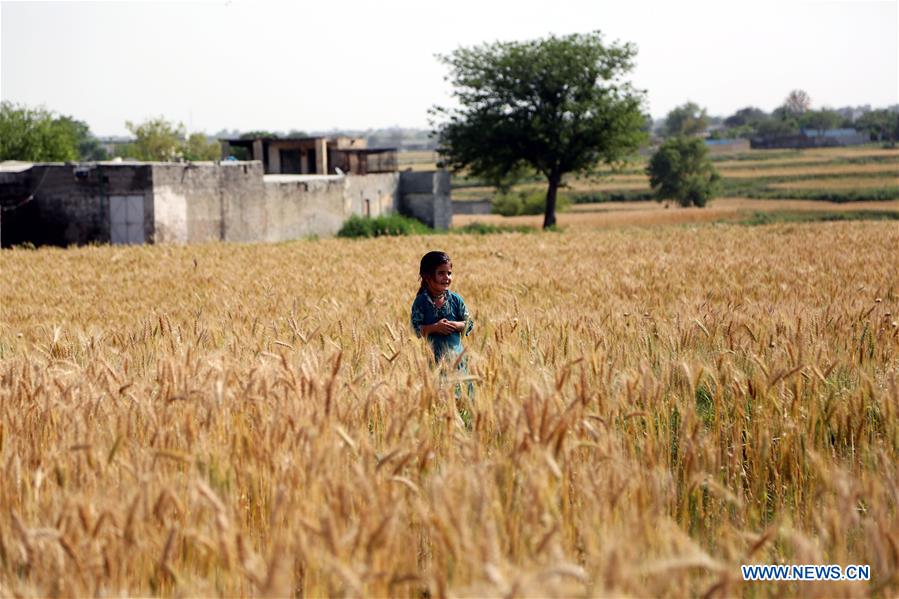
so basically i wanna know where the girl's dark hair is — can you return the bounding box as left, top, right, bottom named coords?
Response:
left=419, top=251, right=451, bottom=294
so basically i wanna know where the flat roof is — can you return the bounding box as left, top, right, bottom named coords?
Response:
left=0, top=161, right=34, bottom=172
left=222, top=136, right=323, bottom=144
left=0, top=160, right=261, bottom=169
left=264, top=174, right=344, bottom=183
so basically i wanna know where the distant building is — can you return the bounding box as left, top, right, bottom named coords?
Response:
left=703, top=138, right=751, bottom=154
left=97, top=137, right=132, bottom=157
left=750, top=128, right=868, bottom=149
left=801, top=128, right=866, bottom=140
left=220, top=136, right=397, bottom=175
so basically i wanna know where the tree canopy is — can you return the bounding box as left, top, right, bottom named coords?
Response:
left=239, top=130, right=281, bottom=140
left=118, top=117, right=186, bottom=161
left=723, top=107, right=768, bottom=129
left=782, top=89, right=812, bottom=118
left=0, top=102, right=79, bottom=162
left=184, top=133, right=221, bottom=161
left=799, top=109, right=842, bottom=134
left=647, top=137, right=720, bottom=208
left=117, top=117, right=220, bottom=161
left=856, top=109, right=899, bottom=145
left=663, top=102, right=709, bottom=137
left=433, top=31, right=647, bottom=228
left=755, top=118, right=800, bottom=137
left=55, top=115, right=109, bottom=161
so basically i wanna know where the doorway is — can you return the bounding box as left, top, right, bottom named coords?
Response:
left=109, top=195, right=145, bottom=245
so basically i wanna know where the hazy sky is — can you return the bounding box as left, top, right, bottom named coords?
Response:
left=1, top=0, right=896, bottom=136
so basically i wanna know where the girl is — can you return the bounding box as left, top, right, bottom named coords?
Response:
left=410, top=251, right=474, bottom=367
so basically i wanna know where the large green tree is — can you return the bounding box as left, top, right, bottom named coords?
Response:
left=0, top=101, right=79, bottom=161
left=433, top=31, right=647, bottom=228
left=647, top=137, right=720, bottom=207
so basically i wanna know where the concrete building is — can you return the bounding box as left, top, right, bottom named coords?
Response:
left=0, top=161, right=450, bottom=247
left=750, top=128, right=868, bottom=149
left=220, top=136, right=398, bottom=176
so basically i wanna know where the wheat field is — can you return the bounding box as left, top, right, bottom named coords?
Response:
left=769, top=177, right=899, bottom=191
left=1, top=222, right=897, bottom=597
left=450, top=146, right=899, bottom=209
left=715, top=163, right=898, bottom=180
left=454, top=198, right=899, bottom=230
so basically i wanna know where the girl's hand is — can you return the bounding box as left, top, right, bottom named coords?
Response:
left=433, top=318, right=456, bottom=335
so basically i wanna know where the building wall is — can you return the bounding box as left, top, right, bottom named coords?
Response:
left=345, top=172, right=400, bottom=217
left=400, top=170, right=452, bottom=229
left=0, top=163, right=153, bottom=247
left=262, top=172, right=401, bottom=240
left=1, top=163, right=451, bottom=246
left=153, top=167, right=412, bottom=242
left=263, top=177, right=345, bottom=241
left=151, top=162, right=266, bottom=243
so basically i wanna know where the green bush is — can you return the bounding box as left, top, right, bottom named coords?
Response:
left=454, top=222, right=536, bottom=234
left=745, top=188, right=899, bottom=202
left=491, top=191, right=569, bottom=216
left=337, top=214, right=431, bottom=238
left=569, top=191, right=655, bottom=203
left=336, top=215, right=559, bottom=238
left=491, top=192, right=524, bottom=216
left=740, top=211, right=899, bottom=226
left=648, top=137, right=721, bottom=207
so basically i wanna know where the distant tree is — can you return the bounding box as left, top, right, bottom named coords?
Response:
left=723, top=106, right=768, bottom=128
left=756, top=117, right=800, bottom=138
left=239, top=130, right=280, bottom=139
left=119, top=117, right=185, bottom=161
left=55, top=115, right=109, bottom=160
left=214, top=128, right=241, bottom=139
left=0, top=101, right=79, bottom=161
left=783, top=89, right=812, bottom=118
left=800, top=109, right=842, bottom=135
left=835, top=105, right=870, bottom=127
left=433, top=31, right=647, bottom=229
left=663, top=102, right=709, bottom=137
left=647, top=137, right=720, bottom=207
left=183, top=133, right=220, bottom=161
left=856, top=109, right=899, bottom=145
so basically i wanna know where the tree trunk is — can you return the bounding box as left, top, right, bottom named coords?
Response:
left=543, top=169, right=561, bottom=229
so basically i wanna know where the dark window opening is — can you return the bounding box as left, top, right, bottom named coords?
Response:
left=228, top=146, right=250, bottom=160
left=280, top=150, right=302, bottom=174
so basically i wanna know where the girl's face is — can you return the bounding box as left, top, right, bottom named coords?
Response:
left=425, top=262, right=452, bottom=294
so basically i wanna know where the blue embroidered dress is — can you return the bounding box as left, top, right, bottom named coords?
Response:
left=410, top=289, right=474, bottom=364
